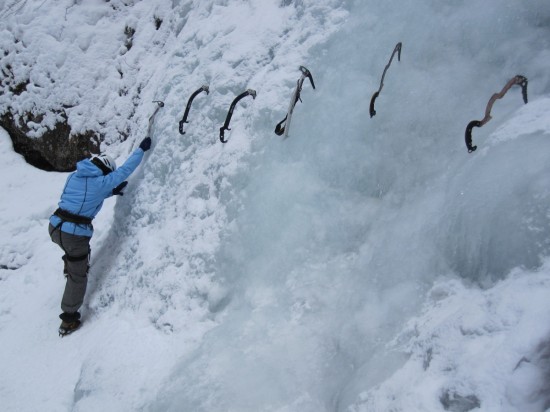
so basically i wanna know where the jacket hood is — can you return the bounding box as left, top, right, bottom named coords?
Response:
left=75, top=158, right=104, bottom=177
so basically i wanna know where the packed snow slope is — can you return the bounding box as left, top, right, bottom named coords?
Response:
left=1, top=0, right=550, bottom=411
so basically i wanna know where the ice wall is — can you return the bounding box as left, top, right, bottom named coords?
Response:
left=149, top=1, right=550, bottom=411
left=1, top=0, right=550, bottom=411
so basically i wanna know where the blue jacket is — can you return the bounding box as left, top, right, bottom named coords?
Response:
left=49, top=148, right=145, bottom=237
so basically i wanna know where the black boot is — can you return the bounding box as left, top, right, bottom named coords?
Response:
left=59, top=312, right=81, bottom=337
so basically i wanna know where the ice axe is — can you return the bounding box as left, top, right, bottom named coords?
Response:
left=179, top=85, right=209, bottom=135
left=275, top=65, right=316, bottom=138
left=465, top=75, right=528, bottom=153
left=219, top=89, right=257, bottom=143
left=370, top=42, right=402, bottom=118
left=147, top=100, right=164, bottom=138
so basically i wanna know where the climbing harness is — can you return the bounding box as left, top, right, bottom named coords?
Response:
left=147, top=100, right=165, bottom=138
left=50, top=209, right=92, bottom=265
left=53, top=208, right=93, bottom=226
left=465, top=75, right=528, bottom=153
left=219, top=89, right=257, bottom=143
left=275, top=65, right=316, bottom=138
left=179, top=85, right=209, bottom=135
left=370, top=42, right=402, bottom=118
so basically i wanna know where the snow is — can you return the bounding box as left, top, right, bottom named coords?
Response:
left=354, top=269, right=550, bottom=412
left=1, top=0, right=550, bottom=411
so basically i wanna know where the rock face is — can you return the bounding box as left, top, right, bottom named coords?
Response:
left=0, top=0, right=179, bottom=173
left=1, top=112, right=100, bottom=172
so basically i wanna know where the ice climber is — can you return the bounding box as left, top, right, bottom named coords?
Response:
left=48, top=137, right=152, bottom=336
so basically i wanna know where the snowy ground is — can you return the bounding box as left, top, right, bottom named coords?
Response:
left=1, top=0, right=550, bottom=411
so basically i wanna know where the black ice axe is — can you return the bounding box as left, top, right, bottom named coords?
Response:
left=219, top=89, right=257, bottom=143
left=178, top=85, right=209, bottom=135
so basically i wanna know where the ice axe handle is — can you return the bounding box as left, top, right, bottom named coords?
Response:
left=465, top=120, right=481, bottom=153
left=369, top=92, right=379, bottom=118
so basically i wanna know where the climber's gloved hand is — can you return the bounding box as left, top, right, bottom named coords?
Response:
left=139, top=137, right=152, bottom=152
left=113, top=181, right=128, bottom=196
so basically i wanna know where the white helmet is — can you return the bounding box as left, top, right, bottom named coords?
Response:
left=92, top=154, right=117, bottom=175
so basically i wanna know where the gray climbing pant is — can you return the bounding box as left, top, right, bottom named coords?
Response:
left=48, top=224, right=91, bottom=313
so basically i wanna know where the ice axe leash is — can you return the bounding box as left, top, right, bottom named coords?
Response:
left=147, top=100, right=165, bottom=138
left=275, top=65, right=316, bottom=137
left=465, top=75, right=528, bottom=153
left=369, top=42, right=402, bottom=118
left=219, top=89, right=257, bottom=143
left=179, top=85, right=209, bottom=135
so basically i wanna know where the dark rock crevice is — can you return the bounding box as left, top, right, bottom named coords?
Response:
left=1, top=111, right=101, bottom=172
